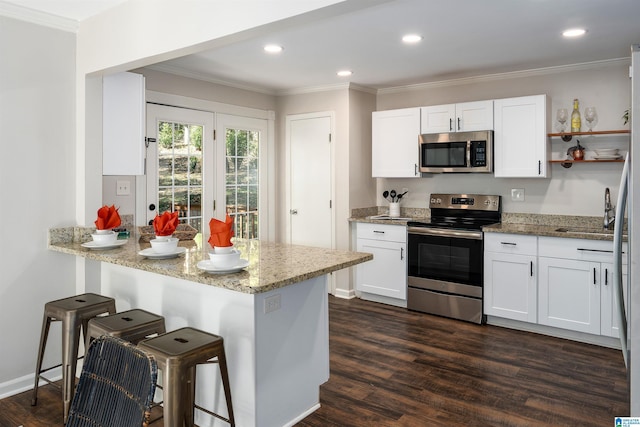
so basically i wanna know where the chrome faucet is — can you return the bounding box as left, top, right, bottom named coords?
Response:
left=604, top=187, right=615, bottom=230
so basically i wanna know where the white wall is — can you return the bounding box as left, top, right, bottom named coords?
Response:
left=375, top=61, right=631, bottom=217
left=0, top=16, right=77, bottom=394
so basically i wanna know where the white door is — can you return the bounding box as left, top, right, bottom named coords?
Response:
left=216, top=114, right=271, bottom=240
left=286, top=113, right=333, bottom=248
left=144, top=104, right=214, bottom=241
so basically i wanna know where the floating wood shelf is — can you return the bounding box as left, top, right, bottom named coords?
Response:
left=548, top=129, right=630, bottom=141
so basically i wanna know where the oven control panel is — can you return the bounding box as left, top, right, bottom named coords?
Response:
left=429, top=193, right=500, bottom=211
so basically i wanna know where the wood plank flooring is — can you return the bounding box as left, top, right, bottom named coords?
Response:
left=0, top=296, right=629, bottom=426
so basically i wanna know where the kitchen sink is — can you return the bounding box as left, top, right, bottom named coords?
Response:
left=554, top=227, right=620, bottom=237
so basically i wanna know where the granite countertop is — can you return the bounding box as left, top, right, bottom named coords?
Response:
left=350, top=211, right=625, bottom=242
left=48, top=227, right=372, bottom=294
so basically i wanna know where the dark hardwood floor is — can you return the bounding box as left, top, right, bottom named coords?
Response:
left=0, top=296, right=629, bottom=426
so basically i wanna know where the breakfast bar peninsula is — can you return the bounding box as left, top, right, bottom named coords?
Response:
left=48, top=228, right=372, bottom=427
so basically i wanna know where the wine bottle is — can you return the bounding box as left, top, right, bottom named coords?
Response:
left=571, top=98, right=581, bottom=132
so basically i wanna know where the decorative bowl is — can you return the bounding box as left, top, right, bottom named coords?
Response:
left=213, top=245, right=234, bottom=254
left=209, top=249, right=241, bottom=268
left=150, top=237, right=179, bottom=254
left=91, top=230, right=117, bottom=244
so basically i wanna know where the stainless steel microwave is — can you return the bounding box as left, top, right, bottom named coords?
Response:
left=419, top=130, right=493, bottom=173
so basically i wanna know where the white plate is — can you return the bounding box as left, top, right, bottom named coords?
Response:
left=138, top=247, right=186, bottom=259
left=81, top=239, right=128, bottom=250
left=593, top=155, right=623, bottom=160
left=197, top=259, right=249, bottom=274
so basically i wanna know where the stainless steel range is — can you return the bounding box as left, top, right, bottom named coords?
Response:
left=407, top=193, right=501, bottom=324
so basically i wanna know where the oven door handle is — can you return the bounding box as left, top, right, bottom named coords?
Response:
left=407, top=227, right=483, bottom=240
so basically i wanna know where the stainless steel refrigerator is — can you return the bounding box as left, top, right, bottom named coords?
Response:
left=614, top=43, right=640, bottom=415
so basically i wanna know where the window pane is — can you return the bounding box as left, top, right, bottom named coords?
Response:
left=226, top=129, right=237, bottom=157
left=248, top=185, right=258, bottom=211
left=236, top=130, right=247, bottom=157
left=158, top=188, right=173, bottom=214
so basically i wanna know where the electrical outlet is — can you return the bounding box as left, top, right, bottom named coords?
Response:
left=116, top=180, right=131, bottom=196
left=511, top=188, right=525, bottom=202
left=264, top=294, right=281, bottom=314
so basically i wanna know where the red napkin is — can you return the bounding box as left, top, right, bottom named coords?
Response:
left=95, top=205, right=121, bottom=230
left=154, top=211, right=179, bottom=237
left=208, top=215, right=234, bottom=248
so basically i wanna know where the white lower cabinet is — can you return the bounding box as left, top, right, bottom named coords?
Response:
left=485, top=233, right=627, bottom=340
left=355, top=223, right=407, bottom=302
left=484, top=233, right=537, bottom=322
left=537, top=236, right=627, bottom=336
left=538, top=257, right=601, bottom=334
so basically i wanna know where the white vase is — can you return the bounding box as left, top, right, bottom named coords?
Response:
left=389, top=202, right=400, bottom=218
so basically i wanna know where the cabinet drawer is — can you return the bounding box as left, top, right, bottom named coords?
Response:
left=484, top=233, right=537, bottom=256
left=538, top=236, right=626, bottom=263
left=356, top=222, right=406, bottom=242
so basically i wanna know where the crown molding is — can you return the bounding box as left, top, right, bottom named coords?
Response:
left=377, top=58, right=631, bottom=95
left=0, top=1, right=78, bottom=32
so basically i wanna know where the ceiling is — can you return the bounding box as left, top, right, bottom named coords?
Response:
left=4, top=0, right=640, bottom=93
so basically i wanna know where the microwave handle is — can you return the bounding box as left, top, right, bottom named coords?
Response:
left=467, top=140, right=471, bottom=167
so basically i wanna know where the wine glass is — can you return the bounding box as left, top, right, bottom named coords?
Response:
left=556, top=108, right=568, bottom=132
left=584, top=107, right=598, bottom=131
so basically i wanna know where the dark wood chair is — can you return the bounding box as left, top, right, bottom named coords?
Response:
left=66, top=335, right=158, bottom=427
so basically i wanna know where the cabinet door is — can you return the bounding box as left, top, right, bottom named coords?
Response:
left=494, top=94, right=548, bottom=178
left=484, top=252, right=536, bottom=322
left=538, top=257, right=600, bottom=334
left=420, top=104, right=455, bottom=133
left=456, top=100, right=494, bottom=131
left=372, top=108, right=421, bottom=177
left=103, top=72, right=146, bottom=175
left=601, top=262, right=629, bottom=338
left=356, top=239, right=407, bottom=300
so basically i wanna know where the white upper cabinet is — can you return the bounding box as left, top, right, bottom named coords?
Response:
left=494, top=94, right=549, bottom=178
left=421, top=100, right=494, bottom=133
left=372, top=107, right=421, bottom=178
left=103, top=72, right=146, bottom=175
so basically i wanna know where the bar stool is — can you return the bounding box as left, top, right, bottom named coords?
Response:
left=85, top=309, right=166, bottom=350
left=138, top=327, right=235, bottom=427
left=31, top=293, right=117, bottom=421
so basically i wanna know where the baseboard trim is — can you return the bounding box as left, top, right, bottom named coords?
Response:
left=0, top=368, right=62, bottom=399
left=283, top=403, right=321, bottom=427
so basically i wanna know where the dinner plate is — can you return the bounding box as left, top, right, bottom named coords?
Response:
left=197, top=259, right=249, bottom=274
left=138, top=247, right=186, bottom=259
left=593, top=155, right=623, bottom=160
left=81, top=239, right=128, bottom=250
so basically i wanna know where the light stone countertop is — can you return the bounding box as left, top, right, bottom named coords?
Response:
left=48, top=227, right=372, bottom=294
left=349, top=212, right=626, bottom=241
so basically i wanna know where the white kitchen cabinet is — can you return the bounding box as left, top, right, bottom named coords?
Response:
left=103, top=72, right=146, bottom=175
left=538, top=256, right=601, bottom=334
left=537, top=236, right=626, bottom=336
left=484, top=233, right=537, bottom=322
left=420, top=100, right=494, bottom=133
left=494, top=94, right=549, bottom=178
left=371, top=107, right=421, bottom=178
left=356, top=223, right=407, bottom=302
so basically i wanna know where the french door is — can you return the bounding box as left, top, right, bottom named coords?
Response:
left=144, top=104, right=269, bottom=243
left=145, top=104, right=214, bottom=241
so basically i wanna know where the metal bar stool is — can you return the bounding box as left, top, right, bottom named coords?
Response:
left=85, top=309, right=166, bottom=350
left=138, top=327, right=235, bottom=427
left=31, top=292, right=117, bottom=422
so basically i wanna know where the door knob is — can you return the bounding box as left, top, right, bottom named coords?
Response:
left=290, top=209, right=298, bottom=215
left=148, top=203, right=156, bottom=211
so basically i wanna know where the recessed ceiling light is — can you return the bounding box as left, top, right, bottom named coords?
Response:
left=402, top=34, right=423, bottom=43
left=337, top=70, right=353, bottom=77
left=562, top=28, right=587, bottom=38
left=264, top=44, right=283, bottom=53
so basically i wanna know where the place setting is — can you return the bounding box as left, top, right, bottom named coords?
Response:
left=138, top=211, right=187, bottom=259
left=81, top=205, right=129, bottom=250
left=197, top=215, right=249, bottom=274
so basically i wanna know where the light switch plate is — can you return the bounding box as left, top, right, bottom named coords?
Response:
left=511, top=188, right=525, bottom=202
